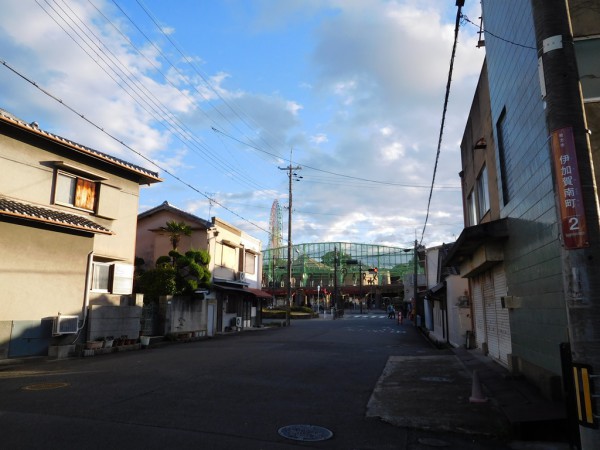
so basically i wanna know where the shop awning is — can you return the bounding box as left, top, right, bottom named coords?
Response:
left=213, top=283, right=272, bottom=299
left=246, top=288, right=273, bottom=299
left=443, top=218, right=509, bottom=267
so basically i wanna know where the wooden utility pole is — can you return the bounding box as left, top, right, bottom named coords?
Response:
left=279, top=161, right=301, bottom=327
left=532, top=1, right=600, bottom=446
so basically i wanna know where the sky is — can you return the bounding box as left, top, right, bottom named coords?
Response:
left=0, top=0, right=485, bottom=251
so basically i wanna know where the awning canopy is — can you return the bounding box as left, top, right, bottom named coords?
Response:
left=213, top=283, right=272, bottom=299
left=443, top=218, right=509, bottom=267
left=246, top=288, right=273, bottom=299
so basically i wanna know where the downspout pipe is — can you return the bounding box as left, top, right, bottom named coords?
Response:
left=80, top=251, right=94, bottom=331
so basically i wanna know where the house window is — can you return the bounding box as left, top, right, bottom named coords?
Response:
left=496, top=108, right=511, bottom=205
left=466, top=189, right=477, bottom=226
left=575, top=38, right=600, bottom=101
left=55, top=171, right=97, bottom=211
left=245, top=252, right=257, bottom=275
left=218, top=242, right=237, bottom=269
left=476, top=165, right=490, bottom=219
left=91, top=262, right=110, bottom=291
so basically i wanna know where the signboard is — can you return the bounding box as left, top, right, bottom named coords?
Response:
left=551, top=127, right=589, bottom=249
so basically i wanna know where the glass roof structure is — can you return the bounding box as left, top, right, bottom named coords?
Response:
left=262, top=242, right=420, bottom=294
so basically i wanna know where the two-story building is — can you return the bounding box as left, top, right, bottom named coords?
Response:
left=0, top=108, right=161, bottom=359
left=445, top=4, right=599, bottom=445
left=136, top=202, right=271, bottom=336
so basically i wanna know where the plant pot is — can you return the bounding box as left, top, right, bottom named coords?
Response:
left=103, top=339, right=114, bottom=348
left=86, top=341, right=103, bottom=350
left=140, top=336, right=150, bottom=347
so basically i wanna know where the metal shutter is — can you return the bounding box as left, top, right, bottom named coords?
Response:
left=493, top=265, right=511, bottom=367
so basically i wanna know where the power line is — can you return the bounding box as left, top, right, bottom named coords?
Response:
left=37, top=0, right=271, bottom=193
left=0, top=58, right=271, bottom=236
left=419, top=1, right=463, bottom=246
left=130, top=0, right=285, bottom=157
left=212, top=127, right=461, bottom=190
left=460, top=14, right=536, bottom=50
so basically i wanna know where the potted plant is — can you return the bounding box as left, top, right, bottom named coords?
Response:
left=103, top=336, right=114, bottom=348
left=86, top=340, right=103, bottom=350
left=140, top=335, right=150, bottom=348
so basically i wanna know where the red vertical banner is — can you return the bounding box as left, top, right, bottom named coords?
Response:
left=551, top=127, right=589, bottom=249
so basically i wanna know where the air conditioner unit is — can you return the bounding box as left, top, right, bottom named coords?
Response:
left=52, top=315, right=79, bottom=336
left=235, top=316, right=242, bottom=328
left=238, top=272, right=246, bottom=281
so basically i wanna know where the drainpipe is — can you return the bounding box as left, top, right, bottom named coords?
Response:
left=80, top=251, right=94, bottom=331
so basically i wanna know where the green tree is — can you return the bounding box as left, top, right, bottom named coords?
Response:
left=162, top=220, right=192, bottom=251
left=174, top=249, right=212, bottom=294
left=136, top=265, right=177, bottom=302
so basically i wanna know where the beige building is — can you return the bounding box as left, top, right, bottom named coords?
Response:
left=136, top=202, right=271, bottom=335
left=0, top=109, right=161, bottom=359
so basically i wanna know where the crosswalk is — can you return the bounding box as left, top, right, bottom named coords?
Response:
left=343, top=314, right=392, bottom=320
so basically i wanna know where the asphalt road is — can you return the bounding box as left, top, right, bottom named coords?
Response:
left=0, top=312, right=513, bottom=449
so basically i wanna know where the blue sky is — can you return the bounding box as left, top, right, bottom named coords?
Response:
left=0, top=0, right=485, bottom=250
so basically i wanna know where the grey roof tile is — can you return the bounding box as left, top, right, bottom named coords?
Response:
left=0, top=109, right=162, bottom=184
left=0, top=196, right=112, bottom=235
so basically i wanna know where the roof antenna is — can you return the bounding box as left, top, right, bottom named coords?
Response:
left=476, top=15, right=485, bottom=48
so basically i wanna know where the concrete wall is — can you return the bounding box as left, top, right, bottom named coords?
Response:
left=0, top=222, right=92, bottom=320
left=159, top=295, right=206, bottom=335
left=88, top=304, right=142, bottom=342
left=482, top=0, right=568, bottom=377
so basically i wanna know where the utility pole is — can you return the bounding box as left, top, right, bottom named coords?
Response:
left=333, top=246, right=339, bottom=312
left=279, top=159, right=301, bottom=327
left=413, top=239, right=418, bottom=324
left=532, top=1, right=600, bottom=447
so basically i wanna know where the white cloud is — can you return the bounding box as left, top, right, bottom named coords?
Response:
left=0, top=0, right=484, bottom=250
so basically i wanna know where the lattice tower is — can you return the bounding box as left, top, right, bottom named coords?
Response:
left=268, top=199, right=283, bottom=252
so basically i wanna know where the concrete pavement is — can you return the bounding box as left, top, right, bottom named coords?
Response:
left=364, top=316, right=574, bottom=449
left=1, top=311, right=575, bottom=449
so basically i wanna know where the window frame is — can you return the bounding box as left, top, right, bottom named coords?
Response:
left=54, top=170, right=98, bottom=212
left=91, top=261, right=111, bottom=292
left=244, top=251, right=257, bottom=275
left=466, top=189, right=477, bottom=226
left=476, top=164, right=490, bottom=220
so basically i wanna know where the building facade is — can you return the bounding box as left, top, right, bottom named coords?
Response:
left=136, top=203, right=270, bottom=334
left=447, top=1, right=599, bottom=444
left=0, top=109, right=161, bottom=359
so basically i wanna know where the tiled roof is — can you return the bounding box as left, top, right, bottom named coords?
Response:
left=0, top=197, right=113, bottom=235
left=0, top=109, right=162, bottom=185
left=138, top=201, right=212, bottom=228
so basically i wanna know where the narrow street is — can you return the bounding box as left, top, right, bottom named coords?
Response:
left=0, top=313, right=511, bottom=449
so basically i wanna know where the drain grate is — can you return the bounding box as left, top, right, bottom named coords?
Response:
left=22, top=382, right=70, bottom=391
left=278, top=424, right=333, bottom=442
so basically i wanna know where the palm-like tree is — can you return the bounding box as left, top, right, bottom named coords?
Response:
left=163, top=221, right=192, bottom=251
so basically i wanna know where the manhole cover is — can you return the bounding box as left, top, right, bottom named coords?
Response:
left=278, top=424, right=333, bottom=442
left=22, top=382, right=70, bottom=391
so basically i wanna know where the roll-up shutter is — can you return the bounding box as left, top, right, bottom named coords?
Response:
left=493, top=265, right=511, bottom=367
left=472, top=276, right=486, bottom=349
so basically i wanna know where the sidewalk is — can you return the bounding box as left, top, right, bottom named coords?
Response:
left=367, top=322, right=574, bottom=448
